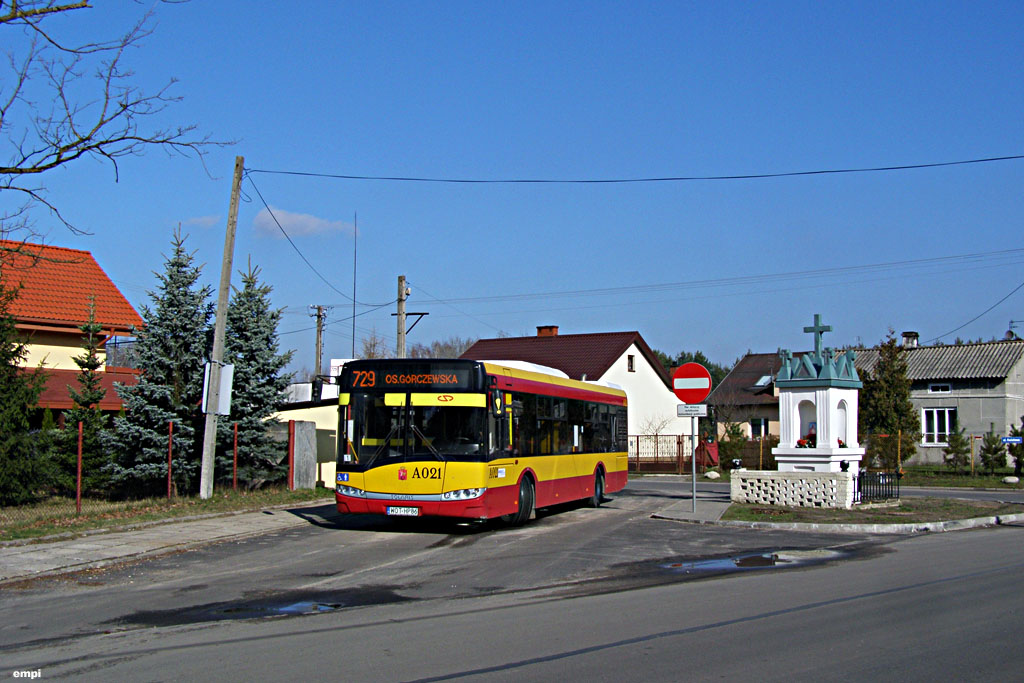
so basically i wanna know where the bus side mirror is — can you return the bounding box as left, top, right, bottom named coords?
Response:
left=491, top=391, right=503, bottom=418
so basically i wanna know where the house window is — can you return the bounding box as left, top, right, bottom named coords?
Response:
left=627, top=355, right=635, bottom=372
left=929, top=383, right=951, bottom=394
left=750, top=418, right=768, bottom=438
left=922, top=407, right=957, bottom=445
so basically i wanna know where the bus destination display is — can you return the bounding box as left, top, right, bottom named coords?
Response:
left=345, top=363, right=475, bottom=391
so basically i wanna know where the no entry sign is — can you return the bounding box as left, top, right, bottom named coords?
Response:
left=672, top=362, right=712, bottom=404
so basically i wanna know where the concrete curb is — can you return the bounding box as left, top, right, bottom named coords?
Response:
left=655, top=511, right=1024, bottom=535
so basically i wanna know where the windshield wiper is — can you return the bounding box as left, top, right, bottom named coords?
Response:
left=410, top=425, right=444, bottom=461
left=363, top=424, right=399, bottom=469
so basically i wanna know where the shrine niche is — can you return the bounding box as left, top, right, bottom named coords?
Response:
left=772, top=314, right=865, bottom=473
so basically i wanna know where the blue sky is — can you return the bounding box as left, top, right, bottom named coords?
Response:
left=13, top=1, right=1024, bottom=375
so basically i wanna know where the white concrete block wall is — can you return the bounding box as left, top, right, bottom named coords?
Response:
left=730, top=471, right=856, bottom=509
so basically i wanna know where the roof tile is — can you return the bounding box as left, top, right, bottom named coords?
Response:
left=1, top=241, right=142, bottom=331
left=461, top=331, right=671, bottom=388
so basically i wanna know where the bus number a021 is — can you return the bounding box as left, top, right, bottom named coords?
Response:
left=413, top=466, right=441, bottom=480
left=352, top=370, right=376, bottom=388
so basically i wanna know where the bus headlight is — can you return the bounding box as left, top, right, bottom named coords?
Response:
left=336, top=484, right=366, bottom=498
left=442, top=488, right=486, bottom=501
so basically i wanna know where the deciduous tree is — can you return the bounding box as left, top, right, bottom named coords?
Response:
left=1, top=1, right=221, bottom=247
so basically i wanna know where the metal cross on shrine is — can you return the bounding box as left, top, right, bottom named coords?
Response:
left=803, top=313, right=832, bottom=362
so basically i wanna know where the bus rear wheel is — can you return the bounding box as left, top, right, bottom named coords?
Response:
left=503, top=477, right=535, bottom=526
left=588, top=470, right=605, bottom=508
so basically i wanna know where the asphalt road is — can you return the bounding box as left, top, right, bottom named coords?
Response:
left=2, top=478, right=1022, bottom=680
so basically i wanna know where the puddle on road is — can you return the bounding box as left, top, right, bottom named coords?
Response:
left=663, top=549, right=846, bottom=574
left=113, top=586, right=409, bottom=627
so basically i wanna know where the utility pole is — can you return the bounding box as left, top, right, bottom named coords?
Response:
left=199, top=155, right=244, bottom=500
left=396, top=275, right=408, bottom=358
left=309, top=305, right=328, bottom=374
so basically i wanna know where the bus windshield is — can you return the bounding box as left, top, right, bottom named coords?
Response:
left=350, top=393, right=487, bottom=465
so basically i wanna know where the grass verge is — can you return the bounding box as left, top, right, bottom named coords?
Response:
left=0, top=487, right=332, bottom=542
left=721, top=497, right=1023, bottom=525
left=898, top=466, right=1022, bottom=488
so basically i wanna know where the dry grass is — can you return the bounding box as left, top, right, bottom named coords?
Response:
left=722, top=497, right=1023, bottom=524
left=0, top=487, right=332, bottom=541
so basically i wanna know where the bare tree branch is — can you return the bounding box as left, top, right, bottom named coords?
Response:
left=0, top=1, right=229, bottom=238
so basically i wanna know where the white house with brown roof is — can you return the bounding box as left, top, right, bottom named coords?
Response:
left=0, top=240, right=143, bottom=416
left=461, top=326, right=693, bottom=438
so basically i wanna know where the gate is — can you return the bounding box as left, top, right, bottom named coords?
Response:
left=628, top=435, right=696, bottom=474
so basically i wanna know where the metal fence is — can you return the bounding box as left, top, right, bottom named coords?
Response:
left=855, top=471, right=901, bottom=503
left=0, top=420, right=297, bottom=529
left=628, top=435, right=696, bottom=474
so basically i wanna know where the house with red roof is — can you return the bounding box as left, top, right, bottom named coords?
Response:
left=0, top=240, right=143, bottom=416
left=461, top=326, right=693, bottom=438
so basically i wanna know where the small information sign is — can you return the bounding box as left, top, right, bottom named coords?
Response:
left=677, top=404, right=707, bottom=417
left=1001, top=436, right=1023, bottom=444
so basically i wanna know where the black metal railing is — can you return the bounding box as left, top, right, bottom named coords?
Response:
left=856, top=471, right=901, bottom=503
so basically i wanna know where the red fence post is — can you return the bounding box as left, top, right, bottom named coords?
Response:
left=288, top=420, right=296, bottom=491
left=233, top=422, right=239, bottom=492
left=76, top=421, right=83, bottom=514
left=167, top=421, right=174, bottom=501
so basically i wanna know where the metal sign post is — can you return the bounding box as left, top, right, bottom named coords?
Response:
left=691, top=416, right=698, bottom=512
left=673, top=364, right=713, bottom=514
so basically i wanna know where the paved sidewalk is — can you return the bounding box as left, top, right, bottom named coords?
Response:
left=651, top=487, right=733, bottom=524
left=0, top=500, right=334, bottom=585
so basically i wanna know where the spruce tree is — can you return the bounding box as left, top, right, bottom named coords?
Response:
left=978, top=431, right=1006, bottom=475
left=859, top=331, right=920, bottom=471
left=107, top=230, right=213, bottom=497
left=0, top=280, right=47, bottom=505
left=1008, top=417, right=1024, bottom=477
left=57, top=297, right=111, bottom=495
left=942, top=428, right=971, bottom=475
left=216, top=262, right=294, bottom=488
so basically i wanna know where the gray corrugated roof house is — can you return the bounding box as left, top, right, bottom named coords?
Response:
left=710, top=337, right=1024, bottom=465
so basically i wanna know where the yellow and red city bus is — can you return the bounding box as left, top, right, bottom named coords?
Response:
left=335, top=358, right=628, bottom=524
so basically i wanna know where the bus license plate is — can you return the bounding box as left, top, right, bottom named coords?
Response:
left=387, top=506, right=420, bottom=517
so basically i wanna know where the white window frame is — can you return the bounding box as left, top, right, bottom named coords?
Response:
left=922, top=407, right=957, bottom=446
left=627, top=354, right=635, bottom=372
left=928, top=383, right=952, bottom=394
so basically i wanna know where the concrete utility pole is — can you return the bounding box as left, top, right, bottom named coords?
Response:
left=396, top=275, right=408, bottom=358
left=200, top=155, right=244, bottom=500
left=310, top=305, right=328, bottom=375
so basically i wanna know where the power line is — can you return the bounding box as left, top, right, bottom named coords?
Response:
left=925, top=278, right=1024, bottom=344
left=407, top=280, right=504, bottom=334
left=278, top=298, right=395, bottom=336
left=245, top=173, right=392, bottom=307
left=415, top=248, right=1024, bottom=306
left=247, top=153, right=1024, bottom=185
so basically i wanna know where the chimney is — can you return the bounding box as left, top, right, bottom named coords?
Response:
left=537, top=325, right=559, bottom=337
left=901, top=331, right=919, bottom=348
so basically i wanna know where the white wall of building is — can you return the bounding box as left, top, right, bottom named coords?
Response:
left=600, top=343, right=693, bottom=436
